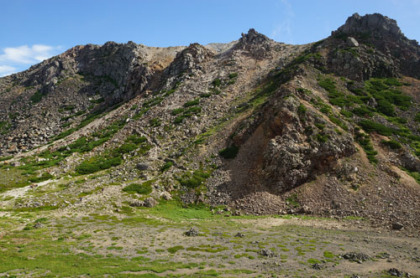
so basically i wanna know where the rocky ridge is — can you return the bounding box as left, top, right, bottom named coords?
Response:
left=0, top=13, right=419, bottom=231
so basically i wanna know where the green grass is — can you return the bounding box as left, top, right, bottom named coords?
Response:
left=352, top=106, right=373, bottom=117
left=403, top=168, right=420, bottom=184
left=286, top=194, right=300, bottom=208
left=0, top=155, right=13, bottom=162
left=318, top=77, right=412, bottom=126
left=171, top=108, right=185, bottom=115
left=167, top=245, right=184, bottom=254
left=160, top=161, right=173, bottom=172
left=123, top=180, right=154, bottom=195
left=75, top=135, right=150, bottom=175
left=365, top=78, right=411, bottom=111
left=415, top=112, right=420, bottom=123
left=356, top=132, right=378, bottom=164
left=149, top=201, right=214, bottom=221
left=177, top=169, right=211, bottom=188
left=173, top=105, right=201, bottom=124
left=229, top=72, right=238, bottom=79
left=75, top=155, right=122, bottom=175
left=30, top=122, right=130, bottom=172
left=28, top=172, right=54, bottom=183
left=323, top=251, right=335, bottom=258
left=307, top=258, right=321, bottom=264
left=0, top=225, right=200, bottom=277
left=200, top=93, right=212, bottom=98
left=359, top=120, right=394, bottom=136
left=0, top=121, right=11, bottom=135
left=381, top=139, right=402, bottom=150
left=30, top=90, right=44, bottom=103
left=212, top=78, right=221, bottom=87
left=0, top=167, right=32, bottom=193
left=183, top=98, right=200, bottom=107
left=316, top=133, right=329, bottom=143
left=186, top=245, right=228, bottom=253
left=149, top=118, right=161, bottom=127
left=297, top=104, right=307, bottom=116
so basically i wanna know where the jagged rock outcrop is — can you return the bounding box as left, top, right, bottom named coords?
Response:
left=335, top=13, right=403, bottom=39
left=330, top=13, right=420, bottom=79
left=234, top=28, right=275, bottom=59
left=325, top=39, right=399, bottom=81
left=164, top=43, right=214, bottom=86
left=226, top=88, right=356, bottom=196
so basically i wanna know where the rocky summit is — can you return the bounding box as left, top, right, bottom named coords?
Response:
left=0, top=13, right=419, bottom=277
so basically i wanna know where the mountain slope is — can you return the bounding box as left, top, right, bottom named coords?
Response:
left=0, top=13, right=419, bottom=231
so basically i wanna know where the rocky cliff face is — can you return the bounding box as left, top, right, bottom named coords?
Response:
left=330, top=13, right=420, bottom=79
left=0, top=13, right=419, bottom=230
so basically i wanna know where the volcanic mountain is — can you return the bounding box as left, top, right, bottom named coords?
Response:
left=0, top=13, right=419, bottom=230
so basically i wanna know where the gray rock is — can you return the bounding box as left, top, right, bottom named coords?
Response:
left=143, top=197, right=158, bottom=208
left=388, top=268, right=404, bottom=277
left=185, top=227, right=199, bottom=237
left=136, top=163, right=149, bottom=171
left=342, top=252, right=370, bottom=263
left=129, top=200, right=144, bottom=207
left=312, top=263, right=323, bottom=270
left=160, top=191, right=172, bottom=200
left=347, top=37, right=359, bottom=47
left=392, top=222, right=404, bottom=230
left=33, top=222, right=43, bottom=229
left=258, top=249, right=276, bottom=257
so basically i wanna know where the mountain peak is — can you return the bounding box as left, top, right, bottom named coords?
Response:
left=335, top=13, right=403, bottom=39
left=234, top=29, right=273, bottom=59
left=239, top=28, right=270, bottom=45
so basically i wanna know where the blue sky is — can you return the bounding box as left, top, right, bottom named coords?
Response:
left=1, top=0, right=419, bottom=76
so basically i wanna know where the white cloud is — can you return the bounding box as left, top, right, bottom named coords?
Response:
left=271, top=0, right=295, bottom=43
left=0, top=65, right=16, bottom=77
left=0, top=44, right=60, bottom=64
left=0, top=44, right=62, bottom=76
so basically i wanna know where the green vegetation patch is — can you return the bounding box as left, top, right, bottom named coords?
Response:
left=219, top=145, right=239, bottom=159
left=415, top=112, right=420, bottom=123
left=75, top=135, right=150, bottom=175
left=173, top=105, right=201, bottom=124
left=381, top=139, right=402, bottom=150
left=30, top=90, right=44, bottom=103
left=212, top=78, right=221, bottom=87
left=35, top=118, right=129, bottom=172
left=160, top=161, right=173, bottom=172
left=0, top=121, right=11, bottom=135
left=123, top=180, right=154, bottom=195
left=167, top=245, right=184, bottom=254
left=358, top=120, right=394, bottom=136
left=177, top=169, right=211, bottom=188
left=183, top=98, right=200, bottom=108
left=323, top=251, right=335, bottom=258
left=75, top=155, right=122, bottom=175
left=403, top=168, right=420, bottom=184
left=0, top=167, right=32, bottom=193
left=186, top=244, right=228, bottom=253
left=149, top=118, right=161, bottom=127
left=365, top=78, right=411, bottom=113
left=28, top=172, right=54, bottom=183
left=356, top=131, right=378, bottom=164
